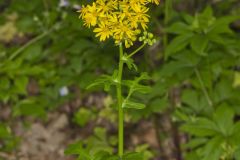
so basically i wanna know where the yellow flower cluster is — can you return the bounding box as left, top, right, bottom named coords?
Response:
left=79, top=0, right=159, bottom=48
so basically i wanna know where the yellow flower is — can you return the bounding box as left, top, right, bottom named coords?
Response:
left=93, top=23, right=112, bottom=41
left=96, top=0, right=116, bottom=14
left=148, top=0, right=160, bottom=5
left=78, top=0, right=159, bottom=47
left=83, top=13, right=97, bottom=27
left=81, top=3, right=98, bottom=27
left=131, top=4, right=149, bottom=30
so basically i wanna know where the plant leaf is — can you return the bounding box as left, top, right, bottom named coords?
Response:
left=122, top=100, right=146, bottom=110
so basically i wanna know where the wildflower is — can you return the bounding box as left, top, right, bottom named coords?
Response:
left=93, top=22, right=112, bottom=41
left=78, top=0, right=159, bottom=48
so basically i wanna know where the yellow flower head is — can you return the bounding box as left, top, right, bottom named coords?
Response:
left=79, top=0, right=160, bottom=48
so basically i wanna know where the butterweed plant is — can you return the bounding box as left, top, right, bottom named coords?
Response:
left=76, top=0, right=159, bottom=159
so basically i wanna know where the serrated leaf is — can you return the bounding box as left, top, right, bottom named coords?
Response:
left=213, top=105, right=234, bottom=136
left=201, top=136, right=223, bottom=160
left=181, top=118, right=219, bottom=137
left=190, top=34, right=209, bottom=55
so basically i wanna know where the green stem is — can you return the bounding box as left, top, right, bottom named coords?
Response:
left=9, top=32, right=48, bottom=61
left=8, top=23, right=60, bottom=61
left=163, top=0, right=172, bottom=49
left=194, top=68, right=213, bottom=107
left=127, top=43, right=146, bottom=58
left=117, top=43, right=124, bottom=157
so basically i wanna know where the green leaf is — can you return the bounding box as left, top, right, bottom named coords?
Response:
left=0, top=124, right=11, bottom=138
left=192, top=7, right=215, bottom=31
left=232, top=122, right=240, bottom=145
left=184, top=138, right=208, bottom=149
left=123, top=73, right=151, bottom=98
left=68, top=39, right=97, bottom=54
left=201, top=136, right=223, bottom=160
left=165, top=33, right=193, bottom=58
left=0, top=77, right=10, bottom=90
left=14, top=76, right=28, bottom=94
left=122, top=54, right=138, bottom=71
left=202, top=6, right=213, bottom=17
left=148, top=98, right=168, bottom=113
left=181, top=89, right=208, bottom=113
left=209, top=16, right=240, bottom=34
left=122, top=100, right=146, bottom=110
left=65, top=142, right=91, bottom=160
left=167, top=22, right=191, bottom=34
left=87, top=71, right=118, bottom=91
left=65, top=142, right=84, bottom=155
left=190, top=34, right=209, bottom=55
left=233, top=72, right=240, bottom=88
left=234, top=146, right=240, bottom=160
left=213, top=105, right=234, bottom=136
left=122, top=152, right=143, bottom=160
left=13, top=99, right=46, bottom=118
left=213, top=79, right=233, bottom=103
left=93, top=151, right=111, bottom=160
left=73, top=108, right=95, bottom=127
left=181, top=118, right=219, bottom=137
left=23, top=44, right=42, bottom=61
left=93, top=151, right=119, bottom=160
left=122, top=74, right=150, bottom=110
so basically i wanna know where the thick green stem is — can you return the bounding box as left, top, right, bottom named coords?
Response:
left=117, top=43, right=124, bottom=157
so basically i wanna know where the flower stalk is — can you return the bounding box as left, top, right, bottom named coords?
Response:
left=117, top=43, right=124, bottom=157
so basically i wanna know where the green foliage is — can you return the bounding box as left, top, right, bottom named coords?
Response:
left=166, top=4, right=240, bottom=160
left=0, top=123, right=19, bottom=151
left=166, top=7, right=240, bottom=57
left=73, top=108, right=96, bottom=127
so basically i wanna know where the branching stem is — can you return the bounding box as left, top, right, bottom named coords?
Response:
left=127, top=43, right=146, bottom=58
